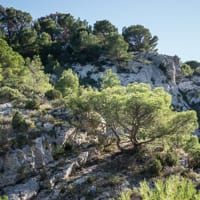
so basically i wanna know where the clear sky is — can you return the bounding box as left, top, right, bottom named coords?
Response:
left=0, top=0, right=199, bottom=62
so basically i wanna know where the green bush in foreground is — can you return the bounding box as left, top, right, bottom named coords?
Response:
left=0, top=195, right=8, bottom=200
left=140, top=176, right=200, bottom=200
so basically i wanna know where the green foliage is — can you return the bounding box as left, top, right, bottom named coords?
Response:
left=181, top=63, right=194, bottom=76
left=184, top=135, right=200, bottom=152
left=21, top=56, right=52, bottom=96
left=25, top=99, right=40, bottom=110
left=55, top=69, right=79, bottom=97
left=70, top=29, right=101, bottom=64
left=101, top=69, right=121, bottom=89
left=0, top=86, right=25, bottom=102
left=45, top=89, right=62, bottom=100
left=185, top=60, right=200, bottom=70
left=108, top=175, right=124, bottom=186
left=156, top=151, right=178, bottom=167
left=122, top=25, right=158, bottom=52
left=188, top=149, right=200, bottom=169
left=45, top=54, right=62, bottom=74
left=0, top=195, right=8, bottom=200
left=0, top=38, right=25, bottom=85
left=16, top=28, right=38, bottom=57
left=67, top=82, right=198, bottom=150
left=147, top=158, right=162, bottom=176
left=0, top=6, right=32, bottom=45
left=93, top=20, right=118, bottom=37
left=162, top=152, right=178, bottom=167
left=105, top=33, right=132, bottom=66
left=12, top=111, right=29, bottom=131
left=93, top=19, right=118, bottom=46
left=184, top=136, right=200, bottom=169
left=117, top=190, right=133, bottom=200
left=52, top=145, right=66, bottom=159
left=140, top=176, right=200, bottom=200
left=117, top=189, right=141, bottom=200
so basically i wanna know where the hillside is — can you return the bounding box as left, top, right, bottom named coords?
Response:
left=1, top=5, right=200, bottom=200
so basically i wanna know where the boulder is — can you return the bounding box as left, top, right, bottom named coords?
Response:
left=3, top=177, right=39, bottom=200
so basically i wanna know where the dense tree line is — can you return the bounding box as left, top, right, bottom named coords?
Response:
left=0, top=5, right=158, bottom=75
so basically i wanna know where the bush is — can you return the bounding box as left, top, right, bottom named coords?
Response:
left=140, top=175, right=200, bottom=200
left=117, top=189, right=133, bottom=200
left=188, top=148, right=200, bottom=169
left=184, top=136, right=200, bottom=169
left=12, top=111, right=29, bottom=131
left=0, top=86, right=25, bottom=102
left=146, top=158, right=162, bottom=176
left=52, top=145, right=65, bottom=160
left=117, top=188, right=141, bottom=200
left=156, top=151, right=178, bottom=167
left=45, top=89, right=62, bottom=100
left=0, top=196, right=8, bottom=200
left=181, top=63, right=194, bottom=76
left=25, top=99, right=40, bottom=110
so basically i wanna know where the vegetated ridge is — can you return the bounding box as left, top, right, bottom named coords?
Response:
left=0, top=5, right=200, bottom=200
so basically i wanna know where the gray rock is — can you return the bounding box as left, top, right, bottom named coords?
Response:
left=4, top=177, right=39, bottom=200
left=74, top=175, right=88, bottom=185
left=0, top=103, right=13, bottom=115
left=43, top=122, right=54, bottom=131
left=0, top=136, right=53, bottom=188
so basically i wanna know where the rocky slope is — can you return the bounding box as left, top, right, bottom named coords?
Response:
left=1, top=52, right=200, bottom=199
left=73, top=52, right=200, bottom=128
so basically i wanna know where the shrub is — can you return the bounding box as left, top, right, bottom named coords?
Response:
left=45, top=89, right=62, bottom=100
left=0, top=86, right=25, bottom=102
left=117, top=189, right=133, bottom=200
left=146, top=158, right=162, bottom=176
left=25, top=99, right=40, bottom=110
left=165, top=152, right=178, bottom=166
left=12, top=111, right=29, bottom=131
left=140, top=175, right=200, bottom=200
left=188, top=148, right=200, bottom=169
left=184, top=136, right=200, bottom=169
left=156, top=151, right=178, bottom=167
left=117, top=189, right=141, bottom=200
left=181, top=63, right=194, bottom=76
left=108, top=175, right=124, bottom=186
left=0, top=196, right=8, bottom=200
left=52, top=145, right=65, bottom=159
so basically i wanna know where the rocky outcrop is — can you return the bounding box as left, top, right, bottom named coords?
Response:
left=73, top=52, right=200, bottom=132
left=3, top=177, right=39, bottom=200
left=72, top=53, right=188, bottom=110
left=0, top=136, right=53, bottom=188
left=0, top=103, right=13, bottom=116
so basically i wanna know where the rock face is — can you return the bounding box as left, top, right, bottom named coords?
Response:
left=72, top=52, right=200, bottom=130
left=72, top=53, right=190, bottom=110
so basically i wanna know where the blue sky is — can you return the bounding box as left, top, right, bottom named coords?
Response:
left=0, top=0, right=199, bottom=62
